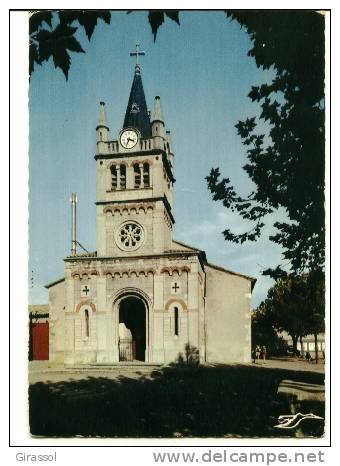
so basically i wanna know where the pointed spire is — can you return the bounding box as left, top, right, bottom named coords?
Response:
left=153, top=96, right=164, bottom=122
left=97, top=101, right=109, bottom=130
left=123, top=68, right=152, bottom=138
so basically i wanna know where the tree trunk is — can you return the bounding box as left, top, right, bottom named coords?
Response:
left=292, top=335, right=298, bottom=355
left=299, top=335, right=304, bottom=356
left=314, top=332, right=319, bottom=364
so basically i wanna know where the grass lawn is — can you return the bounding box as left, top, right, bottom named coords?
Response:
left=29, top=364, right=325, bottom=438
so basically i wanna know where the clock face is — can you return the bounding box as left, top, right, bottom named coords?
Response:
left=120, top=129, right=138, bottom=149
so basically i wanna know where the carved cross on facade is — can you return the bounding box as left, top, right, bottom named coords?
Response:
left=171, top=282, right=180, bottom=294
left=130, top=43, right=146, bottom=67
left=82, top=285, right=90, bottom=296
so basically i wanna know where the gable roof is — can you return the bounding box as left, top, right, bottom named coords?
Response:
left=45, top=277, right=65, bottom=289
left=172, top=241, right=255, bottom=289
left=171, top=239, right=202, bottom=252
left=206, top=262, right=257, bottom=290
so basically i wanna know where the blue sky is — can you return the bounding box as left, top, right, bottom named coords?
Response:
left=29, top=10, right=285, bottom=306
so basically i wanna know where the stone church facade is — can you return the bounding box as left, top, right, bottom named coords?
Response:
left=46, top=54, right=255, bottom=366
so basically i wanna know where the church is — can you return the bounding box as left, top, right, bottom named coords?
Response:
left=46, top=46, right=256, bottom=366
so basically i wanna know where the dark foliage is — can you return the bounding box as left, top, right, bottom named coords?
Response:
left=29, top=364, right=324, bottom=438
left=251, top=308, right=287, bottom=356
left=29, top=10, right=182, bottom=78
left=127, top=10, right=180, bottom=40
left=206, top=11, right=325, bottom=278
left=29, top=10, right=111, bottom=79
left=257, top=272, right=325, bottom=352
left=147, top=11, right=180, bottom=40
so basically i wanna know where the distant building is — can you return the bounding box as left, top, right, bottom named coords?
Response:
left=45, top=47, right=256, bottom=366
left=280, top=331, right=325, bottom=359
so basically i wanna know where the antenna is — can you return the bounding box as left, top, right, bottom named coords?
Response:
left=69, top=193, right=90, bottom=256
left=70, top=192, right=77, bottom=255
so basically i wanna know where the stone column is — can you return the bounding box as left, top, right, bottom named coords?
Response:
left=152, top=272, right=165, bottom=362
left=153, top=204, right=164, bottom=253
left=97, top=161, right=107, bottom=199
left=152, top=161, right=163, bottom=197
left=126, top=164, right=134, bottom=189
left=149, top=163, right=153, bottom=187
left=116, top=164, right=121, bottom=190
left=139, top=163, right=144, bottom=188
left=65, top=275, right=75, bottom=313
left=96, top=275, right=106, bottom=313
left=187, top=267, right=199, bottom=349
left=112, top=300, right=120, bottom=362
left=64, top=269, right=76, bottom=364
left=64, top=313, right=76, bottom=364
left=106, top=166, right=112, bottom=192
left=96, top=206, right=106, bottom=256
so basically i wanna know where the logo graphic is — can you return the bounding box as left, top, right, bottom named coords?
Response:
left=274, top=413, right=324, bottom=429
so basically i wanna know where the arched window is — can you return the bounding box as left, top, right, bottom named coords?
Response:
left=84, top=309, right=90, bottom=337
left=120, top=165, right=126, bottom=189
left=174, top=307, right=179, bottom=336
left=111, top=165, right=126, bottom=190
left=134, top=163, right=141, bottom=188
left=143, top=163, right=150, bottom=187
left=111, top=165, right=117, bottom=190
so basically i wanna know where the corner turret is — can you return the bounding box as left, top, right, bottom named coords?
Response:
left=152, top=96, right=165, bottom=149
left=96, top=101, right=110, bottom=155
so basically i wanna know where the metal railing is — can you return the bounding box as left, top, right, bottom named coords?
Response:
left=119, top=339, right=135, bottom=361
left=105, top=139, right=154, bottom=154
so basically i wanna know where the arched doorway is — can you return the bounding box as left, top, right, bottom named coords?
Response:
left=118, top=296, right=147, bottom=362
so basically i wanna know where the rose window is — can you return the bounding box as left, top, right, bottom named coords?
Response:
left=115, top=221, right=145, bottom=251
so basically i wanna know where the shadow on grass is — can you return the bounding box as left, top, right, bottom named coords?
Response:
left=29, top=364, right=325, bottom=438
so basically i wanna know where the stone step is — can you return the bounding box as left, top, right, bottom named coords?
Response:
left=64, top=363, right=162, bottom=371
left=277, top=379, right=325, bottom=402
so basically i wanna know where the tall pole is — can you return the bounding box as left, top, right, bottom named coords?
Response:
left=70, top=192, right=77, bottom=255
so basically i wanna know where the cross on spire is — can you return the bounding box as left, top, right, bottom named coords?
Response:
left=130, top=43, right=145, bottom=71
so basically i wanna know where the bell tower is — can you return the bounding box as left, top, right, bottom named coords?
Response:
left=95, top=45, right=175, bottom=258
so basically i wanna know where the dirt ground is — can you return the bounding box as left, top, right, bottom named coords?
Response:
left=28, top=357, right=325, bottom=384
left=28, top=360, right=325, bottom=438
